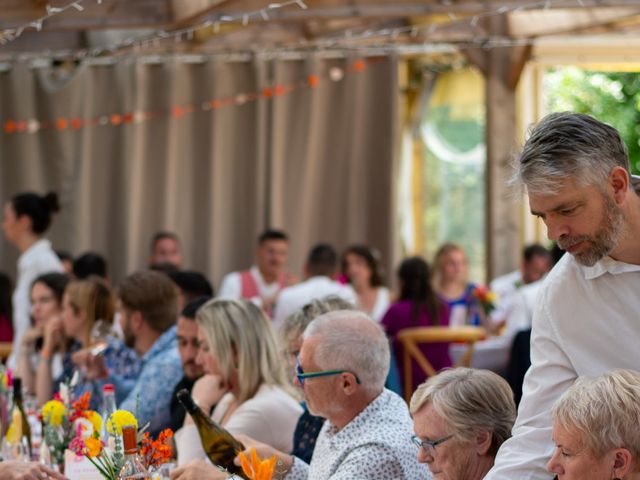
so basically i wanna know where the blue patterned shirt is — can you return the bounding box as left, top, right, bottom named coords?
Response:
left=58, top=338, right=141, bottom=410
left=111, top=326, right=182, bottom=437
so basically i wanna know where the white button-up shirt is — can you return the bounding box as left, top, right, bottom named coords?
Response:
left=486, top=253, right=640, bottom=480
left=286, top=389, right=428, bottom=480
left=273, top=276, right=356, bottom=330
left=9, top=238, right=63, bottom=368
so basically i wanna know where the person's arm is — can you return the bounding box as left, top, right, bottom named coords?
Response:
left=16, top=330, right=40, bottom=395
left=485, top=289, right=577, bottom=480
left=0, top=460, right=66, bottom=480
left=35, top=317, right=65, bottom=406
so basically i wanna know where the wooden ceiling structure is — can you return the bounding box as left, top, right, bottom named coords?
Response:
left=2, top=0, right=640, bottom=277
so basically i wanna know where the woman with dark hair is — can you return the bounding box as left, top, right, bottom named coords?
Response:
left=16, top=272, right=69, bottom=401
left=2, top=191, right=63, bottom=367
left=341, top=245, right=390, bottom=322
left=381, top=256, right=451, bottom=397
left=0, top=272, right=13, bottom=342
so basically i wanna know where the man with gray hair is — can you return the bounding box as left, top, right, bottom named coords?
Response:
left=486, top=112, right=640, bottom=479
left=229, top=310, right=425, bottom=480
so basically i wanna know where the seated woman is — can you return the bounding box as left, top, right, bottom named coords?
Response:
left=548, top=369, right=640, bottom=480
left=341, top=245, right=390, bottom=322
left=176, top=299, right=302, bottom=466
left=39, top=277, right=140, bottom=408
left=382, top=256, right=451, bottom=397
left=410, top=367, right=516, bottom=480
left=16, top=272, right=69, bottom=405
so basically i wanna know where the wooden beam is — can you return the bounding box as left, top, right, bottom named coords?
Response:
left=507, top=44, right=532, bottom=90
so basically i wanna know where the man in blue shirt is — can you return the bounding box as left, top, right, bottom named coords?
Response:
left=81, top=270, right=182, bottom=436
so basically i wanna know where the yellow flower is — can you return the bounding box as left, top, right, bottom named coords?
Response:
left=84, top=437, right=102, bottom=458
left=84, top=410, right=102, bottom=435
left=42, top=400, right=67, bottom=427
left=5, top=410, right=22, bottom=444
left=1, top=374, right=8, bottom=389
left=106, top=410, right=137, bottom=435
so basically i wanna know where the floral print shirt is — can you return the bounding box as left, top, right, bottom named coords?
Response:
left=286, top=389, right=429, bottom=480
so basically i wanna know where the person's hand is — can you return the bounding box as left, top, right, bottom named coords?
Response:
left=170, top=458, right=229, bottom=480
left=0, top=460, right=67, bottom=480
left=191, top=374, right=226, bottom=413
left=71, top=348, right=108, bottom=380
left=43, top=316, right=64, bottom=353
left=21, top=325, right=44, bottom=348
left=233, top=435, right=293, bottom=475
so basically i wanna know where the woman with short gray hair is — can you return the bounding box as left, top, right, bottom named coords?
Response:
left=547, top=369, right=640, bottom=480
left=410, top=368, right=516, bottom=479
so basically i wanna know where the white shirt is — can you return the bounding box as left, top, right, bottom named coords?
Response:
left=176, top=384, right=302, bottom=466
left=9, top=239, right=63, bottom=368
left=489, top=269, right=522, bottom=322
left=273, top=277, right=357, bottom=329
left=286, top=389, right=428, bottom=480
left=365, top=287, right=391, bottom=323
left=486, top=253, right=640, bottom=480
left=217, top=266, right=283, bottom=305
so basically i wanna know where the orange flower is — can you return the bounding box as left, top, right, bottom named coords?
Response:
left=84, top=437, right=102, bottom=458
left=239, top=447, right=276, bottom=480
left=140, top=429, right=174, bottom=468
left=72, top=392, right=91, bottom=412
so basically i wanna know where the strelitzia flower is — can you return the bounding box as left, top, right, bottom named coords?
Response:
left=238, top=447, right=276, bottom=480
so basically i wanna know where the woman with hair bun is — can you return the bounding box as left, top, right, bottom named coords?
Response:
left=2, top=191, right=64, bottom=366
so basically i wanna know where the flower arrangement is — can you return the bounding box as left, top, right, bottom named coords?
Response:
left=70, top=412, right=173, bottom=480
left=139, top=429, right=173, bottom=470
left=472, top=285, right=497, bottom=316
left=238, top=448, right=276, bottom=480
left=41, top=390, right=102, bottom=467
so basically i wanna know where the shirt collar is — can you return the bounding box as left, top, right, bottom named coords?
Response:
left=18, top=238, right=52, bottom=266
left=143, top=325, right=177, bottom=363
left=325, top=389, right=388, bottom=441
left=581, top=255, right=640, bottom=280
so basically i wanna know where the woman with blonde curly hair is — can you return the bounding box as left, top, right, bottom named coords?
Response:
left=547, top=369, right=640, bottom=480
left=176, top=299, right=302, bottom=466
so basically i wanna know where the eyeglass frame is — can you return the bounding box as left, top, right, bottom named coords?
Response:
left=411, top=434, right=454, bottom=453
left=295, top=355, right=361, bottom=386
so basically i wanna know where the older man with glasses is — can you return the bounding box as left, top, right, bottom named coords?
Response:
left=410, top=368, right=516, bottom=480
left=172, top=309, right=425, bottom=480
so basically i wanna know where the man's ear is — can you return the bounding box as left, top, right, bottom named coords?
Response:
left=340, top=372, right=359, bottom=396
left=612, top=447, right=633, bottom=478
left=609, top=166, right=629, bottom=204
left=130, top=310, right=144, bottom=332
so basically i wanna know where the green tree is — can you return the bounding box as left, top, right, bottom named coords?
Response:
left=546, top=67, right=640, bottom=174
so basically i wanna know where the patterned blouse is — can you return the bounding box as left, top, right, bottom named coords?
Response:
left=286, top=389, right=430, bottom=480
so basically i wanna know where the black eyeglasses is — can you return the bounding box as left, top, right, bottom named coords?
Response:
left=411, top=434, right=454, bottom=454
left=295, top=356, right=361, bottom=386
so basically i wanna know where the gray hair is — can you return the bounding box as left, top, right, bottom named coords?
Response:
left=281, top=296, right=354, bottom=351
left=303, top=310, right=389, bottom=395
left=512, top=112, right=629, bottom=195
left=552, top=369, right=640, bottom=460
left=410, top=368, right=516, bottom=457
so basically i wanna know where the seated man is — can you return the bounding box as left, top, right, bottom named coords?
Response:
left=217, top=229, right=294, bottom=314
left=79, top=270, right=183, bottom=436
left=273, top=244, right=356, bottom=329
left=168, top=296, right=209, bottom=432
left=173, top=310, right=425, bottom=480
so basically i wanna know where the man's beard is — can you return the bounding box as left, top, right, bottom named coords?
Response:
left=557, top=193, right=625, bottom=266
left=122, top=318, right=136, bottom=349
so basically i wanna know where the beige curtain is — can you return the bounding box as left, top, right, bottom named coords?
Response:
left=0, top=54, right=398, bottom=288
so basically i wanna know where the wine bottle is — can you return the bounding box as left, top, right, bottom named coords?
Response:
left=176, top=389, right=247, bottom=479
left=11, top=377, right=32, bottom=459
left=117, top=424, right=151, bottom=480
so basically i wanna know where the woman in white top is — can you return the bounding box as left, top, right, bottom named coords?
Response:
left=176, top=299, right=302, bottom=466
left=2, top=191, right=63, bottom=367
left=341, top=245, right=390, bottom=322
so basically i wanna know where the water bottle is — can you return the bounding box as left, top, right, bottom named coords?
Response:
left=100, top=384, right=117, bottom=440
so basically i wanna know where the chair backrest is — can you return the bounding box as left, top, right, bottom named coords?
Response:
left=397, top=326, right=485, bottom=402
left=0, top=342, right=11, bottom=362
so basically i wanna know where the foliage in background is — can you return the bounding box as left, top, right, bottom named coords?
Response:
left=546, top=66, right=640, bottom=174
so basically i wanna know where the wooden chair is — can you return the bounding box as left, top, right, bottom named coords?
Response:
left=0, top=342, right=12, bottom=363
left=397, top=326, right=486, bottom=402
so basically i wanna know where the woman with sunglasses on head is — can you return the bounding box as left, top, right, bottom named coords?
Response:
left=410, top=368, right=516, bottom=480
left=2, top=191, right=64, bottom=367
left=175, top=299, right=302, bottom=466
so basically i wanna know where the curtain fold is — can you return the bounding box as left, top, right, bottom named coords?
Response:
left=0, top=54, right=398, bottom=288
